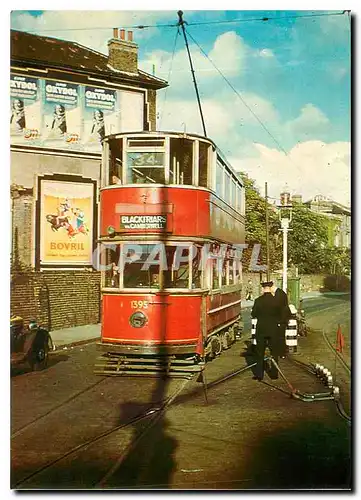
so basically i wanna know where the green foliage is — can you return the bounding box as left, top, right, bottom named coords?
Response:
left=239, top=175, right=350, bottom=276
left=287, top=203, right=330, bottom=274
left=239, top=173, right=282, bottom=272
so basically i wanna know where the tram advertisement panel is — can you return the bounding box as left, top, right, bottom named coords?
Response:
left=10, top=74, right=41, bottom=142
left=83, top=86, right=118, bottom=151
left=43, top=80, right=81, bottom=146
left=40, top=180, right=94, bottom=265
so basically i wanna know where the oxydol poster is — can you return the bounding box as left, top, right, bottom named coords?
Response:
left=43, top=81, right=82, bottom=145
left=84, top=86, right=118, bottom=150
left=40, top=180, right=94, bottom=265
left=10, top=74, right=41, bottom=142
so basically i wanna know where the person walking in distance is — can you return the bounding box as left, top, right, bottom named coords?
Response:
left=246, top=279, right=253, bottom=301
left=251, top=281, right=283, bottom=381
left=272, top=284, right=291, bottom=358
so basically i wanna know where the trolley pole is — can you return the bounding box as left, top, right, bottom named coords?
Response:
left=265, top=182, right=270, bottom=281
left=177, top=10, right=207, bottom=137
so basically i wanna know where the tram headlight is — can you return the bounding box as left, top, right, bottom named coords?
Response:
left=129, top=311, right=147, bottom=328
left=107, top=225, right=116, bottom=237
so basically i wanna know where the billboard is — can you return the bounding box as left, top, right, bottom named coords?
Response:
left=83, top=86, right=118, bottom=150
left=43, top=80, right=82, bottom=146
left=10, top=74, right=145, bottom=151
left=39, top=178, right=95, bottom=266
left=10, top=75, right=42, bottom=142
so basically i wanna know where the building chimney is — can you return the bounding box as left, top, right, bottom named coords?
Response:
left=108, top=28, right=138, bottom=73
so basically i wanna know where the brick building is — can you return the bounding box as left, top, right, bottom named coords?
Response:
left=10, top=28, right=167, bottom=330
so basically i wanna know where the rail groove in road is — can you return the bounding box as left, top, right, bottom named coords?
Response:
left=13, top=374, right=196, bottom=489
left=11, top=376, right=108, bottom=439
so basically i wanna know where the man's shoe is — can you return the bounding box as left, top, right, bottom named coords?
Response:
left=252, top=376, right=263, bottom=381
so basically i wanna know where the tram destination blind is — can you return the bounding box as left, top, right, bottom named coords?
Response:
left=119, top=214, right=167, bottom=230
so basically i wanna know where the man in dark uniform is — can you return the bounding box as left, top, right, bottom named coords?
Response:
left=272, top=284, right=291, bottom=357
left=251, top=281, right=283, bottom=380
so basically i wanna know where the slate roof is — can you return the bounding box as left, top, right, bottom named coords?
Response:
left=11, top=29, right=168, bottom=89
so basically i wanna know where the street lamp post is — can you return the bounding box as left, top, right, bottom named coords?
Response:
left=278, top=188, right=292, bottom=293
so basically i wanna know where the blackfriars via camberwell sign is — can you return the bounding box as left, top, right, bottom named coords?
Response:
left=120, top=214, right=167, bottom=230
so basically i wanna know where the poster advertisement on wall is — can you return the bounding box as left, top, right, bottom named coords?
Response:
left=39, top=179, right=94, bottom=265
left=83, top=86, right=119, bottom=151
left=10, top=74, right=42, bottom=142
left=43, top=80, right=82, bottom=146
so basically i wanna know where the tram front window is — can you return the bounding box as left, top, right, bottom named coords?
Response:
left=127, top=152, right=165, bottom=184
left=103, top=245, right=121, bottom=288
left=123, top=244, right=161, bottom=288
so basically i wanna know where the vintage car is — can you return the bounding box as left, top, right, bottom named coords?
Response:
left=11, top=316, right=54, bottom=371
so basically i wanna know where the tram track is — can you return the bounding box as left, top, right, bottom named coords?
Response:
left=11, top=376, right=108, bottom=439
left=13, top=375, right=195, bottom=489
left=13, top=307, right=352, bottom=489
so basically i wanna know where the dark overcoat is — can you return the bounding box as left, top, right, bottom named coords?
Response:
left=251, top=292, right=281, bottom=338
left=274, top=287, right=291, bottom=325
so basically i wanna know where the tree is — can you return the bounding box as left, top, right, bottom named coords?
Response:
left=239, top=173, right=282, bottom=273
left=287, top=203, right=330, bottom=274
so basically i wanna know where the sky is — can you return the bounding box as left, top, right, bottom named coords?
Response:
left=10, top=7, right=351, bottom=207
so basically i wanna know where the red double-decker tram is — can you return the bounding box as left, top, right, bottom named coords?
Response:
left=96, top=131, right=246, bottom=374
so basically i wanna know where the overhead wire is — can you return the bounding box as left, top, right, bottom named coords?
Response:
left=158, top=27, right=179, bottom=130
left=185, top=28, right=291, bottom=158
left=14, top=10, right=347, bottom=33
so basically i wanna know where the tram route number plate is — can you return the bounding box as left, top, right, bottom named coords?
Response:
left=131, top=300, right=149, bottom=309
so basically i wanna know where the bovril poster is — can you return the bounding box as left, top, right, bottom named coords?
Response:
left=40, top=180, right=93, bottom=265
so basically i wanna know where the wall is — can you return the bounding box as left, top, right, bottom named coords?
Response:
left=11, top=150, right=100, bottom=189
left=10, top=270, right=101, bottom=331
left=147, top=89, right=157, bottom=131
left=242, top=273, right=326, bottom=299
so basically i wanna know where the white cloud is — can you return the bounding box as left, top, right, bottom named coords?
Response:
left=230, top=140, right=351, bottom=207
left=157, top=97, right=232, bottom=137
left=141, top=29, right=275, bottom=81
left=286, top=103, right=330, bottom=137
left=11, top=10, right=175, bottom=54
left=258, top=48, right=275, bottom=58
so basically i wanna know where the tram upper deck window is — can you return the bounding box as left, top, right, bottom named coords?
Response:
left=108, top=138, right=123, bottom=185
left=127, top=152, right=165, bottom=184
left=216, top=160, right=224, bottom=198
left=169, top=138, right=193, bottom=185
left=199, top=141, right=209, bottom=188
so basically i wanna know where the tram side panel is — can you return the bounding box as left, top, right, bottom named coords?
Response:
left=101, top=293, right=202, bottom=354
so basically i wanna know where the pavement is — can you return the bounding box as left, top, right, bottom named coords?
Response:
left=49, top=291, right=325, bottom=351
